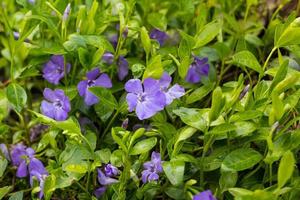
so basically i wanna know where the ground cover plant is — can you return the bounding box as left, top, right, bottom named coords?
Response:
left=0, top=0, right=300, bottom=199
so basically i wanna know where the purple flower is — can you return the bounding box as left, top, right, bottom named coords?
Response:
left=104, top=164, right=119, bottom=177
left=185, top=56, right=209, bottom=84
left=40, top=88, right=71, bottom=121
left=141, top=151, right=163, bottom=183
left=149, top=29, right=168, bottom=46
left=94, top=165, right=119, bottom=198
left=42, top=55, right=71, bottom=85
left=62, top=3, right=71, bottom=21
left=28, top=0, right=35, bottom=4
left=125, top=78, right=166, bottom=120
left=0, top=143, right=10, bottom=160
left=193, top=190, right=217, bottom=200
left=10, top=144, right=48, bottom=180
left=109, top=34, right=118, bottom=49
left=94, top=187, right=107, bottom=198
left=102, top=52, right=114, bottom=65
left=118, top=56, right=129, bottom=80
left=159, top=72, right=185, bottom=105
left=77, top=68, right=112, bottom=106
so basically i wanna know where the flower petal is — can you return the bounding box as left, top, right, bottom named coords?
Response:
left=84, top=91, right=99, bottom=106
left=118, top=56, right=129, bottom=81
left=165, top=84, right=185, bottom=105
left=185, top=65, right=201, bottom=83
left=94, top=187, right=107, bottom=198
left=43, top=88, right=56, bottom=102
left=126, top=93, right=138, bottom=112
left=77, top=80, right=88, bottom=97
left=97, top=169, right=119, bottom=185
left=159, top=72, right=172, bottom=89
left=125, top=79, right=143, bottom=94
left=87, top=68, right=100, bottom=80
left=54, top=108, right=68, bottom=121
left=148, top=172, right=159, bottom=182
left=95, top=73, right=112, bottom=88
left=41, top=101, right=56, bottom=119
left=16, top=160, right=28, bottom=178
left=143, top=78, right=160, bottom=94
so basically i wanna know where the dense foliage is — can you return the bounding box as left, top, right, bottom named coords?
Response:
left=1, top=0, right=300, bottom=199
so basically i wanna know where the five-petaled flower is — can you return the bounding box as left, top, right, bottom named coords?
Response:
left=94, top=164, right=119, bottom=198
left=141, top=151, right=163, bottom=183
left=193, top=190, right=217, bottom=200
left=150, top=28, right=169, bottom=46
left=40, top=88, right=71, bottom=121
left=77, top=68, right=112, bottom=106
left=125, top=73, right=185, bottom=120
left=185, top=56, right=210, bottom=84
left=43, top=55, right=71, bottom=85
left=125, top=78, right=166, bottom=120
left=10, top=144, right=48, bottom=199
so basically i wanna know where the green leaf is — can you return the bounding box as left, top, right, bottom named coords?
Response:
left=129, top=137, right=157, bottom=155
left=147, top=13, right=167, bottom=30
left=0, top=90, right=8, bottom=121
left=0, top=158, right=7, bottom=178
left=140, top=27, right=151, bottom=55
left=0, top=186, right=11, bottom=200
left=178, top=55, right=190, bottom=79
left=143, top=55, right=163, bottom=79
left=8, top=191, right=23, bottom=200
left=162, top=160, right=185, bottom=186
left=275, top=17, right=300, bottom=47
left=222, top=148, right=262, bottom=171
left=194, top=21, right=221, bottom=49
left=89, top=87, right=117, bottom=109
left=278, top=151, right=295, bottom=188
left=229, top=110, right=262, bottom=123
left=173, top=108, right=208, bottom=131
left=43, top=175, right=56, bottom=200
left=6, top=83, right=27, bottom=113
left=209, top=87, right=223, bottom=122
left=232, top=51, right=263, bottom=74
left=269, top=60, right=288, bottom=93
left=186, top=83, right=214, bottom=104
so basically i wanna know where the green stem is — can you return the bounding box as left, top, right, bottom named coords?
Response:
left=102, top=110, right=120, bottom=140
left=75, top=182, right=91, bottom=198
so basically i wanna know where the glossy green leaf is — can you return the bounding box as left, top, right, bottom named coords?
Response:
left=162, top=160, right=185, bottom=186
left=232, top=51, right=263, bottom=74
left=278, top=151, right=295, bottom=188
left=143, top=55, right=163, bottom=79
left=194, top=21, right=221, bottom=49
left=8, top=191, right=23, bottom=200
left=222, top=148, right=262, bottom=171
left=140, top=27, right=151, bottom=55
left=6, top=83, right=27, bottom=113
left=129, top=137, right=157, bottom=155
left=0, top=158, right=7, bottom=178
left=173, top=108, right=208, bottom=131
left=209, top=87, right=223, bottom=122
left=186, top=83, right=214, bottom=104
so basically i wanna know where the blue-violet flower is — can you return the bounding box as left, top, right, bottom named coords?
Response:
left=141, top=151, right=163, bottom=183
left=125, top=78, right=166, bottom=120
left=42, top=55, right=71, bottom=85
left=40, top=88, right=71, bottom=121
left=185, top=56, right=209, bottom=84
left=77, top=68, right=112, bottom=106
left=193, top=190, right=217, bottom=200
left=149, top=28, right=168, bottom=46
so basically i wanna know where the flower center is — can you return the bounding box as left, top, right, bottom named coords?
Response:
left=53, top=100, right=63, bottom=108
left=87, top=80, right=95, bottom=87
left=138, top=93, right=146, bottom=102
